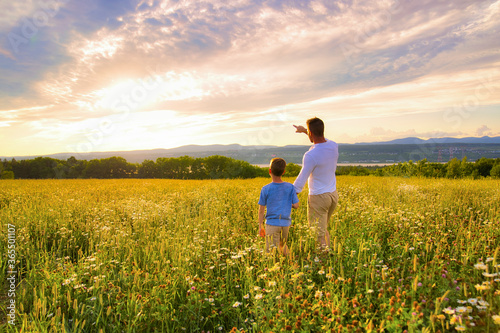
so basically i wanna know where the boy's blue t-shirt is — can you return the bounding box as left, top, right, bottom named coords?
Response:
left=258, top=182, right=299, bottom=227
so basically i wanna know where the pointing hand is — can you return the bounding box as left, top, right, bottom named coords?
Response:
left=293, top=125, right=307, bottom=134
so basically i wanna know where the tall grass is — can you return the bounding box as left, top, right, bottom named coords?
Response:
left=1, top=176, right=499, bottom=332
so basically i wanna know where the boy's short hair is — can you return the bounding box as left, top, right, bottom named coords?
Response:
left=270, top=158, right=286, bottom=176
left=306, top=117, right=324, bottom=137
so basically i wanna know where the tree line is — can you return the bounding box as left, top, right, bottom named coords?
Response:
left=336, top=157, right=500, bottom=179
left=0, top=156, right=270, bottom=179
left=1, top=155, right=499, bottom=179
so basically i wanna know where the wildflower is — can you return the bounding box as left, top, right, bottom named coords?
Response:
left=367, top=289, right=374, bottom=294
left=268, top=281, right=276, bottom=287
left=468, top=298, right=478, bottom=305
left=456, top=307, right=467, bottom=314
left=254, top=286, right=261, bottom=291
left=475, top=284, right=490, bottom=291
left=318, top=270, right=325, bottom=275
left=243, top=294, right=249, bottom=299
left=492, top=315, right=500, bottom=325
left=208, top=298, right=214, bottom=303
left=443, top=308, right=455, bottom=315
left=483, top=272, right=498, bottom=277
left=255, top=294, right=263, bottom=300
left=474, top=263, right=488, bottom=270
left=457, top=300, right=466, bottom=304
left=486, top=257, right=494, bottom=263
left=315, top=290, right=323, bottom=299
left=436, top=314, right=445, bottom=320
left=478, top=300, right=489, bottom=306
left=232, top=302, right=242, bottom=308
left=455, top=325, right=466, bottom=331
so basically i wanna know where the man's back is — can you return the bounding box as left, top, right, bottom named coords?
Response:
left=294, top=139, right=339, bottom=195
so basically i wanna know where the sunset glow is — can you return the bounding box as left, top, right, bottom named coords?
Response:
left=1, top=0, right=499, bottom=156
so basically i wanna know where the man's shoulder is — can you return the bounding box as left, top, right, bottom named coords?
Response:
left=326, top=139, right=338, bottom=146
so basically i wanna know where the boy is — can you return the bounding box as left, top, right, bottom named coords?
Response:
left=258, top=158, right=300, bottom=255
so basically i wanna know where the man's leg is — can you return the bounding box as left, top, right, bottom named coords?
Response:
left=308, top=193, right=330, bottom=247
left=324, top=191, right=339, bottom=247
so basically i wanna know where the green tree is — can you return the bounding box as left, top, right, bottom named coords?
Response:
left=446, top=158, right=461, bottom=179
left=1, top=170, right=14, bottom=179
left=139, top=160, right=158, bottom=178
left=285, top=163, right=301, bottom=177
left=85, top=159, right=105, bottom=178
left=475, top=157, right=494, bottom=177
left=491, top=164, right=500, bottom=179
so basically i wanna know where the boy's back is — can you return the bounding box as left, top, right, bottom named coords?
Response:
left=259, top=182, right=297, bottom=227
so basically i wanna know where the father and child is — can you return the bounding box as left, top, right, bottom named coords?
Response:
left=258, top=117, right=339, bottom=255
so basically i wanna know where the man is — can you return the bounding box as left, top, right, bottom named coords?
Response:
left=293, top=117, right=339, bottom=248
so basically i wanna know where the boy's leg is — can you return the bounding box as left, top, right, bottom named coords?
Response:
left=278, top=226, right=290, bottom=256
left=265, top=225, right=281, bottom=253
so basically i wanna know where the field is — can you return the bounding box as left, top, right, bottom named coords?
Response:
left=1, top=176, right=500, bottom=332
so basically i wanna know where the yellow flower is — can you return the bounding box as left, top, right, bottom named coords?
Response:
left=450, top=315, right=461, bottom=325
left=491, top=315, right=500, bottom=325
left=475, top=284, right=490, bottom=291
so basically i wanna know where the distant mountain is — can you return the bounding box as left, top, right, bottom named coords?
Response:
left=357, top=136, right=500, bottom=145
left=2, top=136, right=499, bottom=164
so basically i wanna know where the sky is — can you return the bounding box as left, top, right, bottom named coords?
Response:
left=1, top=0, right=499, bottom=156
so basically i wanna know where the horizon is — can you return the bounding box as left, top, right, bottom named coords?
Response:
left=2, top=134, right=500, bottom=159
left=1, top=1, right=500, bottom=156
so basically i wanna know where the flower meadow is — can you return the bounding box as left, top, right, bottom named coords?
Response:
left=1, top=176, right=499, bottom=332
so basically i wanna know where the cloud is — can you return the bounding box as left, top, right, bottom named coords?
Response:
left=475, top=125, right=492, bottom=137
left=1, top=0, right=500, bottom=155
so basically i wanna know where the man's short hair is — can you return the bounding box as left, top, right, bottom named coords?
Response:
left=306, top=117, right=324, bottom=137
left=270, top=158, right=286, bottom=176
